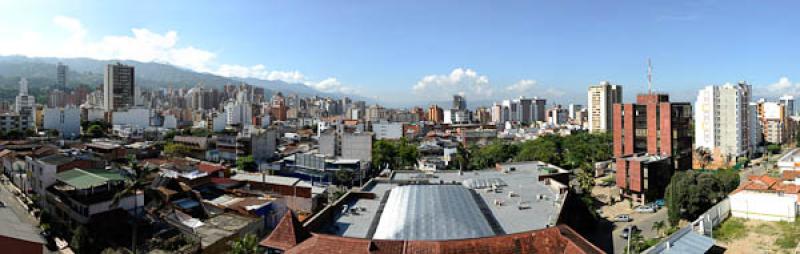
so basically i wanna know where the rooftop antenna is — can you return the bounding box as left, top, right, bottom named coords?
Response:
left=647, top=58, right=653, bottom=94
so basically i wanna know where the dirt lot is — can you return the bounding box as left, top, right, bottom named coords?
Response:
left=717, top=219, right=800, bottom=254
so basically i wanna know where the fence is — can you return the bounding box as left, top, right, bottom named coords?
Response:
left=643, top=198, right=731, bottom=254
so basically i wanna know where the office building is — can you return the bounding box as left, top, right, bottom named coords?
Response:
left=694, top=82, right=755, bottom=166
left=373, top=122, right=403, bottom=140
left=103, top=63, right=135, bottom=111
left=587, top=81, right=622, bottom=133
left=427, top=105, right=443, bottom=123
left=613, top=93, right=692, bottom=203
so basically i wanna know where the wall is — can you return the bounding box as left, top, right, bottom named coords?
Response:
left=730, top=191, right=797, bottom=222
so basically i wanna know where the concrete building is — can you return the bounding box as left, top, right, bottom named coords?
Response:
left=319, top=129, right=373, bottom=163
left=546, top=105, right=568, bottom=126
left=587, top=81, right=622, bottom=133
left=224, top=92, right=253, bottom=127
left=780, top=95, right=795, bottom=117
left=111, top=107, right=152, bottom=129
left=615, top=154, right=673, bottom=204
left=57, top=62, right=67, bottom=90
left=452, top=94, right=467, bottom=111
left=42, top=107, right=81, bottom=139
left=757, top=100, right=790, bottom=144
left=443, top=109, right=471, bottom=124
left=251, top=128, right=278, bottom=162
left=568, top=104, right=583, bottom=121
left=372, top=122, right=403, bottom=140
left=15, top=78, right=35, bottom=131
left=694, top=83, right=755, bottom=165
left=103, top=62, right=135, bottom=112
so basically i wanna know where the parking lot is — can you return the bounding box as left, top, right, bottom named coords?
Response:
left=591, top=185, right=668, bottom=254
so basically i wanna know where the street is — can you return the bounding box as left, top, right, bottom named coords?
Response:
left=611, top=208, right=668, bottom=254
left=0, top=177, right=40, bottom=227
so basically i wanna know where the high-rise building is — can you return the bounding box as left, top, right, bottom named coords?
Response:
left=15, top=78, right=35, bottom=130
left=568, top=104, right=583, bottom=120
left=613, top=93, right=692, bottom=203
left=780, top=95, right=795, bottom=117
left=103, top=62, right=135, bottom=111
left=588, top=81, right=622, bottom=133
left=694, top=82, right=755, bottom=162
left=270, top=92, right=287, bottom=121
left=57, top=62, right=68, bottom=90
left=531, top=98, right=547, bottom=122
left=756, top=99, right=793, bottom=145
left=452, top=95, right=467, bottom=111
left=427, top=105, right=443, bottom=123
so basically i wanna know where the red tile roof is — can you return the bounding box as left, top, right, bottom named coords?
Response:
left=783, top=170, right=800, bottom=181
left=198, top=162, right=227, bottom=174
left=260, top=211, right=311, bottom=251
left=276, top=225, right=604, bottom=254
left=260, top=212, right=604, bottom=254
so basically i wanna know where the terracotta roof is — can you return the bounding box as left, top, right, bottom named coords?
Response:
left=260, top=211, right=311, bottom=251
left=741, top=175, right=780, bottom=191
left=276, top=225, right=603, bottom=254
left=782, top=170, right=800, bottom=181
left=198, top=162, right=227, bottom=174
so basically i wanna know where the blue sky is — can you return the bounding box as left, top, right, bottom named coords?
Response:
left=1, top=0, right=799, bottom=106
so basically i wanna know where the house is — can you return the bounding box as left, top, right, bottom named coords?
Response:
left=730, top=174, right=800, bottom=222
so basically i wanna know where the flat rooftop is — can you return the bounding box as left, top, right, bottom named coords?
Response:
left=321, top=161, right=567, bottom=241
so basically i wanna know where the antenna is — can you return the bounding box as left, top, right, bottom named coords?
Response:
left=647, top=58, right=653, bottom=94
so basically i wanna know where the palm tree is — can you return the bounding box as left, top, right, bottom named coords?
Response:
left=110, top=156, right=157, bottom=253
left=652, top=220, right=665, bottom=237
left=230, top=234, right=260, bottom=254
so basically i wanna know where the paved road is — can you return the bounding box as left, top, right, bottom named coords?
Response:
left=0, top=178, right=40, bottom=226
left=611, top=208, right=668, bottom=254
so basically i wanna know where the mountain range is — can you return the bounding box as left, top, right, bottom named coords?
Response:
left=0, top=55, right=370, bottom=102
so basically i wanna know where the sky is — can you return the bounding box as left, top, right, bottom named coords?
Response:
left=1, top=0, right=800, bottom=106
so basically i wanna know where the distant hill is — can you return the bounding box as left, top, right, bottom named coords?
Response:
left=0, top=55, right=370, bottom=102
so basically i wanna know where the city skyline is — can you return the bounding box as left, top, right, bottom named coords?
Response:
left=2, top=1, right=800, bottom=106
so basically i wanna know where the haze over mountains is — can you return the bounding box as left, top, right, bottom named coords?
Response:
left=0, top=55, right=369, bottom=102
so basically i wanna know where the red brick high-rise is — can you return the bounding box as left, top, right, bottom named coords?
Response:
left=613, top=93, right=692, bottom=203
left=427, top=105, right=443, bottom=123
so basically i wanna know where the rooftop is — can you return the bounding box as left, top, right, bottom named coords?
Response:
left=320, top=161, right=567, bottom=241
left=57, top=168, right=126, bottom=189
left=0, top=206, right=45, bottom=245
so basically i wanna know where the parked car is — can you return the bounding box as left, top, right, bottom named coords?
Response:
left=621, top=225, right=640, bottom=239
left=634, top=205, right=656, bottom=213
left=654, top=199, right=665, bottom=208
left=614, top=214, right=632, bottom=222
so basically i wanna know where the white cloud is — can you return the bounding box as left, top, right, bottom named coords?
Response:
left=412, top=68, right=493, bottom=100
left=757, top=77, right=800, bottom=98
left=310, top=78, right=357, bottom=94
left=0, top=15, right=357, bottom=94
left=411, top=68, right=569, bottom=103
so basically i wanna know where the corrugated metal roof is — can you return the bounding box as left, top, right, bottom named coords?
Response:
left=373, top=185, right=495, bottom=241
left=663, top=231, right=714, bottom=254
left=57, top=168, right=126, bottom=189
left=461, top=178, right=507, bottom=189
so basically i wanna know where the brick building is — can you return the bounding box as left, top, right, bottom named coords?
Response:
left=613, top=93, right=692, bottom=203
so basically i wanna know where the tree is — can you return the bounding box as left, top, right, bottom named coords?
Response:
left=230, top=234, right=260, bottom=254
left=767, top=144, right=782, bottom=156
left=515, top=134, right=561, bottom=165
left=87, top=124, right=105, bottom=138
left=695, top=147, right=712, bottom=169
left=454, top=143, right=471, bottom=171
left=665, top=170, right=739, bottom=226
left=335, top=170, right=354, bottom=187
left=164, top=142, right=192, bottom=157
left=653, top=220, right=665, bottom=237
left=236, top=155, right=256, bottom=172
left=71, top=225, right=91, bottom=254
left=396, top=138, right=419, bottom=169
left=372, top=140, right=397, bottom=170
left=110, top=157, right=158, bottom=254
left=470, top=141, right=517, bottom=170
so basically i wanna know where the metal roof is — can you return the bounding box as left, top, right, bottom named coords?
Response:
left=56, top=168, right=126, bottom=189
left=662, top=231, right=714, bottom=254
left=373, top=185, right=495, bottom=241
left=461, top=178, right=507, bottom=189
